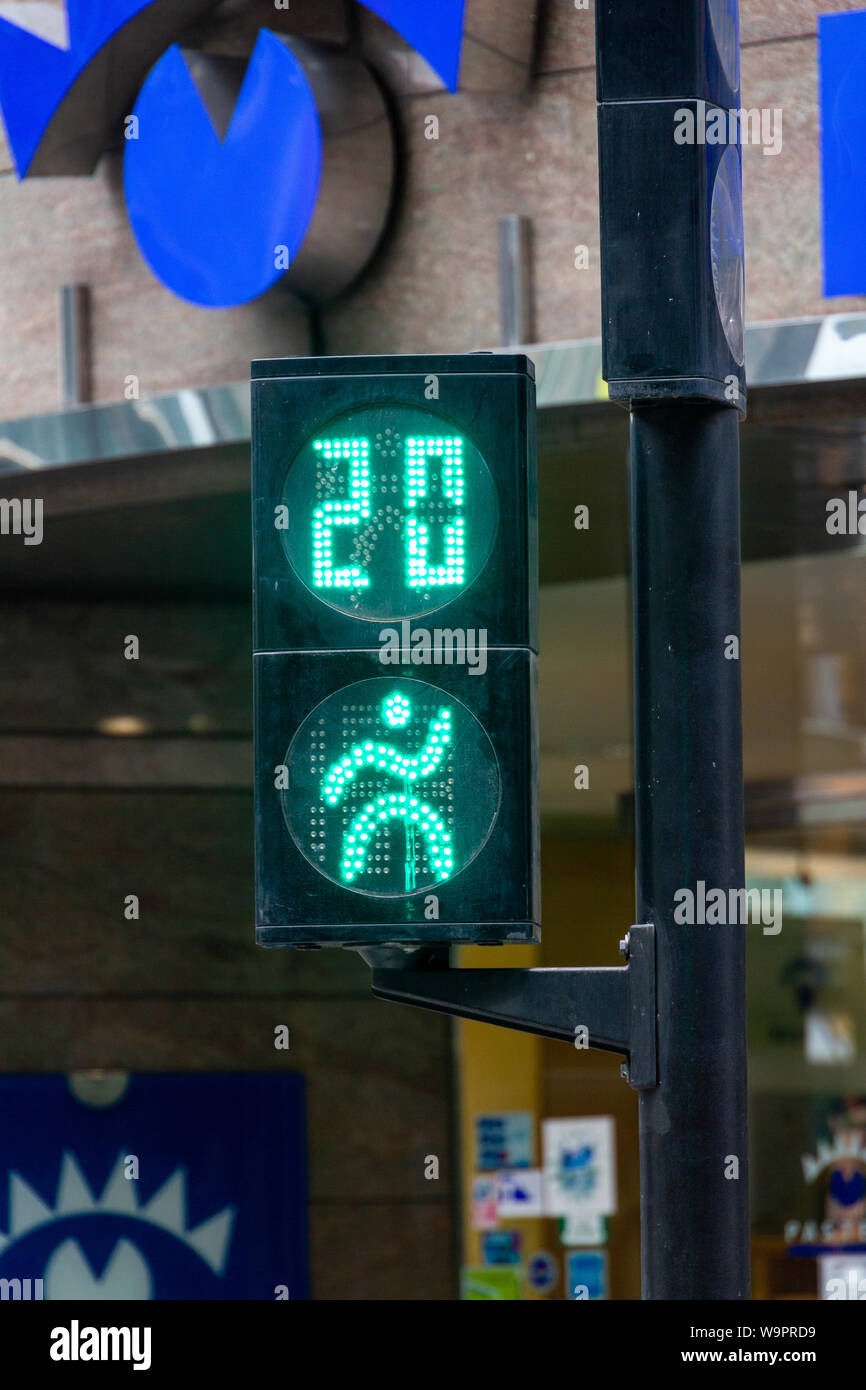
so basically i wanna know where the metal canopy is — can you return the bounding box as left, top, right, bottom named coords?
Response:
left=524, top=311, right=866, bottom=404
left=0, top=314, right=865, bottom=598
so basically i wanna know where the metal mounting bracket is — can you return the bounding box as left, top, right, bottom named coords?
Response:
left=363, top=922, right=657, bottom=1090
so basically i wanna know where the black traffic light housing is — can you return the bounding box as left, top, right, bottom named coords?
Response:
left=252, top=354, right=539, bottom=948
left=596, top=0, right=747, bottom=411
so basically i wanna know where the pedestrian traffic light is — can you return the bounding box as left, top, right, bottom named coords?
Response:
left=252, top=354, right=539, bottom=948
left=595, top=0, right=747, bottom=411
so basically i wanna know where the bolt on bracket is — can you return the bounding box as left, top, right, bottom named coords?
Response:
left=364, top=922, right=657, bottom=1090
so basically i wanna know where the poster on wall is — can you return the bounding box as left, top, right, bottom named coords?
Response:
left=0, top=1073, right=308, bottom=1300
left=470, top=1175, right=499, bottom=1230
left=481, top=1230, right=522, bottom=1265
left=474, top=1112, right=534, bottom=1171
left=567, top=1250, right=608, bottom=1300
left=496, top=1168, right=544, bottom=1218
left=461, top=1266, right=522, bottom=1300
left=543, top=1116, right=617, bottom=1217
left=559, top=1211, right=607, bottom=1246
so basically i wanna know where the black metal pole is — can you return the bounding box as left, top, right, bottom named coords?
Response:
left=631, top=402, right=749, bottom=1299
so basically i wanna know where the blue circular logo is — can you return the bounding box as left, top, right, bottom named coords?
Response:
left=124, top=31, right=322, bottom=308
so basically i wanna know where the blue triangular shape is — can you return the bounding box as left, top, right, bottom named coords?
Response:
left=360, top=0, right=465, bottom=92
left=0, top=0, right=156, bottom=175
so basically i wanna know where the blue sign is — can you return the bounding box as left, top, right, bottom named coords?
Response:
left=819, top=9, right=866, bottom=297
left=567, top=1250, right=607, bottom=1300
left=124, top=31, right=322, bottom=309
left=0, top=0, right=157, bottom=176
left=474, top=1112, right=534, bottom=1171
left=526, top=1249, right=559, bottom=1293
left=482, top=1230, right=522, bottom=1265
left=0, top=1074, right=308, bottom=1300
left=0, top=0, right=467, bottom=306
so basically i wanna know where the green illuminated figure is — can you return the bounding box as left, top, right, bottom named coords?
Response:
left=322, top=691, right=454, bottom=891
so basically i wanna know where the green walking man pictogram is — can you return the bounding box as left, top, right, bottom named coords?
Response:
left=321, top=691, right=455, bottom=891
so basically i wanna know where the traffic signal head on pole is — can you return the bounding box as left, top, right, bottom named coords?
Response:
left=596, top=0, right=747, bottom=413
left=252, top=354, right=539, bottom=948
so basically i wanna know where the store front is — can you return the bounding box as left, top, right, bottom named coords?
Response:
left=3, top=313, right=866, bottom=1296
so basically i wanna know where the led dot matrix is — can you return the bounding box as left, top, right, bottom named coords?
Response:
left=405, top=435, right=465, bottom=588
left=277, top=400, right=500, bottom=627
left=312, top=437, right=371, bottom=589
left=341, top=797, right=453, bottom=885
left=318, top=690, right=455, bottom=891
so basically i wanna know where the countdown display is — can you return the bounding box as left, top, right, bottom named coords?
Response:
left=280, top=405, right=499, bottom=622
left=252, top=354, right=539, bottom=947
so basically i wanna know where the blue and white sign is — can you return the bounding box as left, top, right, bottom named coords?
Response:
left=0, top=1073, right=308, bottom=1300
left=496, top=1168, right=544, bottom=1218
left=543, top=1116, right=617, bottom=1217
left=475, top=1112, right=534, bottom=1171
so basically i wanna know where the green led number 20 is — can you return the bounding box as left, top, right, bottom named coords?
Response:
left=278, top=403, right=499, bottom=624
left=311, top=433, right=466, bottom=593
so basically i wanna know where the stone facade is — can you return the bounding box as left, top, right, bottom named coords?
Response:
left=0, top=0, right=862, bottom=419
